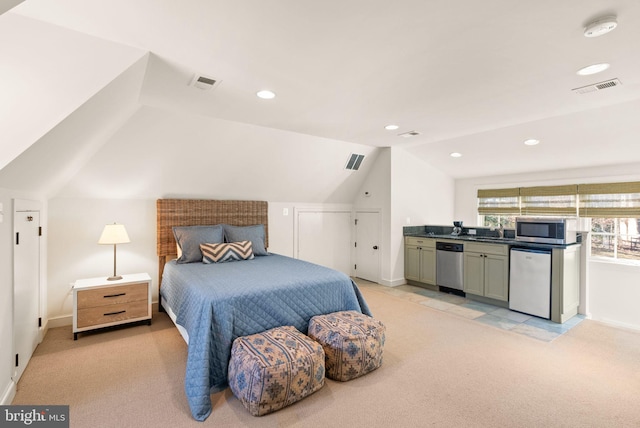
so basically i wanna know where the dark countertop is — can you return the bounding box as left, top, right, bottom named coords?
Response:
left=404, top=233, right=581, bottom=250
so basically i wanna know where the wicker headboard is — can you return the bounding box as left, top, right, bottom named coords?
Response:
left=156, top=199, right=269, bottom=286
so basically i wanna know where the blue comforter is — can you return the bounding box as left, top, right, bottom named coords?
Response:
left=160, top=254, right=371, bottom=421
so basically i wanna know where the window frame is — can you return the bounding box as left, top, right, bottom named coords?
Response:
left=477, top=181, right=640, bottom=265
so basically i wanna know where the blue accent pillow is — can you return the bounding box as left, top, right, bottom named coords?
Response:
left=223, top=224, right=268, bottom=256
left=173, top=225, right=224, bottom=263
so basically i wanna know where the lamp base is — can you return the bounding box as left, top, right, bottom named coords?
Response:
left=107, top=275, right=123, bottom=281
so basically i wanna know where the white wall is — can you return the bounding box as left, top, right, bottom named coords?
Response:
left=47, top=198, right=157, bottom=325
left=390, top=147, right=455, bottom=283
left=354, top=147, right=455, bottom=286
left=455, top=162, right=640, bottom=330
left=355, top=148, right=391, bottom=282
left=43, top=106, right=383, bottom=325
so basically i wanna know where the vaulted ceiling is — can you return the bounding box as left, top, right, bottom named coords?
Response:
left=3, top=0, right=640, bottom=181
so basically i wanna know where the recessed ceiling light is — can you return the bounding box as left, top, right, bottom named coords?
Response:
left=584, top=16, right=618, bottom=38
left=385, top=124, right=399, bottom=130
left=524, top=139, right=540, bottom=146
left=450, top=152, right=462, bottom=158
left=256, top=90, right=276, bottom=99
left=577, top=63, right=610, bottom=76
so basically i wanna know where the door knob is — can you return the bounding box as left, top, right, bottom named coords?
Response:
left=373, top=245, right=378, bottom=250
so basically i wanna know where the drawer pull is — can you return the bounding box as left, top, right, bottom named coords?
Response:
left=103, top=293, right=126, bottom=298
left=104, top=310, right=126, bottom=316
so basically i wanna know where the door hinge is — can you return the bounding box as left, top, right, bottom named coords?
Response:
left=354, top=242, right=357, bottom=247
left=38, top=317, right=42, bottom=328
left=355, top=219, right=358, bottom=225
left=16, top=232, right=19, bottom=245
left=15, top=354, right=19, bottom=367
left=354, top=264, right=357, bottom=270
left=39, top=226, right=42, bottom=236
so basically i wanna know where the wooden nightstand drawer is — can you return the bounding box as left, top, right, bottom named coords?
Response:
left=73, top=273, right=152, bottom=340
left=77, top=282, right=148, bottom=309
left=77, top=300, right=149, bottom=328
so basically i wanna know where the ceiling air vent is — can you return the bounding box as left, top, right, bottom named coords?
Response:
left=572, top=78, right=622, bottom=94
left=189, top=74, right=221, bottom=91
left=398, top=130, right=421, bottom=138
left=345, top=153, right=365, bottom=171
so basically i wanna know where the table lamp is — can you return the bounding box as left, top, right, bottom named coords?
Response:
left=98, top=223, right=130, bottom=280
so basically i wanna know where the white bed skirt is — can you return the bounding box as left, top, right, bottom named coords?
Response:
left=161, top=296, right=190, bottom=344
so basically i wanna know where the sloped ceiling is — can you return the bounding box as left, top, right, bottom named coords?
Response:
left=8, top=0, right=640, bottom=180
left=54, top=106, right=380, bottom=203
left=0, top=55, right=148, bottom=197
left=0, top=12, right=147, bottom=172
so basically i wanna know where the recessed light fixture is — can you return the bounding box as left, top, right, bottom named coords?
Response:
left=577, top=63, right=610, bottom=76
left=450, top=152, right=462, bottom=158
left=256, top=90, right=276, bottom=99
left=584, top=16, right=618, bottom=37
left=524, top=139, right=540, bottom=146
left=385, top=124, right=399, bottom=130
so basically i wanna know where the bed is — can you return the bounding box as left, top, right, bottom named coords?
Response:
left=156, top=199, right=372, bottom=421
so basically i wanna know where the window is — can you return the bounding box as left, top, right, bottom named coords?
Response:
left=590, top=218, right=640, bottom=261
left=477, top=181, right=640, bottom=263
left=579, top=182, right=640, bottom=262
left=483, top=215, right=516, bottom=229
left=477, top=188, right=520, bottom=215
left=520, top=185, right=578, bottom=216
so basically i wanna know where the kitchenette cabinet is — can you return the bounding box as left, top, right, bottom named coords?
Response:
left=404, top=236, right=436, bottom=286
left=403, top=226, right=582, bottom=324
left=463, top=242, right=509, bottom=302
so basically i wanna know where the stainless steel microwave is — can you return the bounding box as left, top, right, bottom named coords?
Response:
left=515, top=217, right=577, bottom=245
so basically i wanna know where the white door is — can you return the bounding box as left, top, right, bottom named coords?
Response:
left=13, top=208, right=40, bottom=382
left=355, top=211, right=380, bottom=283
left=297, top=210, right=352, bottom=275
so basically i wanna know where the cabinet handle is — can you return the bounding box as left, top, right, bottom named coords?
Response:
left=104, top=293, right=126, bottom=298
left=104, top=310, right=126, bottom=316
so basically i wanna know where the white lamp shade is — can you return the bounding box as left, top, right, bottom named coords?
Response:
left=98, top=224, right=130, bottom=245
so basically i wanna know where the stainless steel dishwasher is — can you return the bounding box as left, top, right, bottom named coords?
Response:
left=436, top=242, right=464, bottom=292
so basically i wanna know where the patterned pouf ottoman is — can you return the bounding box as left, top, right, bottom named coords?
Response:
left=308, top=310, right=386, bottom=381
left=228, top=325, right=325, bottom=416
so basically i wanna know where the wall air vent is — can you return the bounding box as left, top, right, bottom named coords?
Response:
left=189, top=74, right=221, bottom=91
left=572, top=78, right=622, bottom=94
left=398, top=130, right=421, bottom=138
left=345, top=153, right=365, bottom=171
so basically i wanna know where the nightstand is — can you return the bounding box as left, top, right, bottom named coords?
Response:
left=73, top=273, right=152, bottom=340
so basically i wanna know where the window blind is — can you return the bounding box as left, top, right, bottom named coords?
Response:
left=520, top=185, right=578, bottom=216
left=578, top=181, right=640, bottom=218
left=477, top=188, right=520, bottom=215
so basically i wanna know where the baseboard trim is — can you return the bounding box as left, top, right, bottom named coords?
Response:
left=47, top=314, right=72, bottom=328
left=378, top=278, right=407, bottom=287
left=1, top=380, right=16, bottom=405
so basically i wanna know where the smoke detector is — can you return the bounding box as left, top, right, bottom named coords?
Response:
left=584, top=16, right=617, bottom=37
left=189, top=74, right=221, bottom=91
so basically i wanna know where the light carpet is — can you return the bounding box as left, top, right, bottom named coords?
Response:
left=12, top=281, right=640, bottom=427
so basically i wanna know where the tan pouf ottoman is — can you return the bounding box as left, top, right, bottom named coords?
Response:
left=308, top=311, right=386, bottom=381
left=228, top=325, right=325, bottom=416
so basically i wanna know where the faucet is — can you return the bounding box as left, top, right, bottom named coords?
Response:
left=497, top=223, right=504, bottom=238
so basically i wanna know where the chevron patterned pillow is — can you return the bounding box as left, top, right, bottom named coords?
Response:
left=200, top=241, right=255, bottom=263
